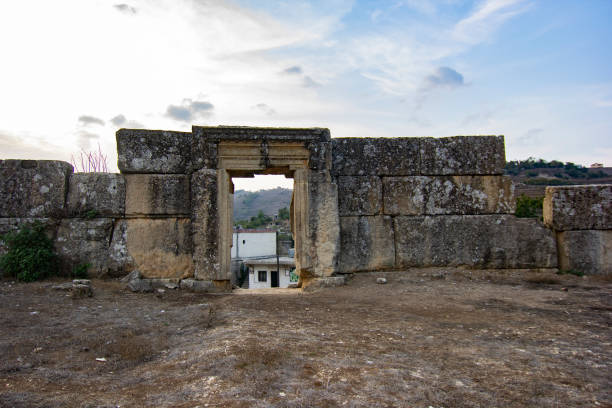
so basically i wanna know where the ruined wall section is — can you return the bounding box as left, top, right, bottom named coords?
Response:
left=332, top=136, right=558, bottom=272
left=0, top=160, right=132, bottom=277
left=544, top=185, right=611, bottom=274
left=116, top=129, right=195, bottom=279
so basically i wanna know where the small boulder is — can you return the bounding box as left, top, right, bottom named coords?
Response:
left=71, top=284, right=93, bottom=298
left=120, top=270, right=141, bottom=283
left=376, top=277, right=387, bottom=284
left=52, top=282, right=74, bottom=291
left=127, top=278, right=153, bottom=293
left=179, top=279, right=214, bottom=292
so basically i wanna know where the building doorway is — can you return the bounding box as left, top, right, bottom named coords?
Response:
left=270, top=271, right=279, bottom=288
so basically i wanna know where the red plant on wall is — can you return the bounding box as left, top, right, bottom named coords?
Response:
left=71, top=143, right=108, bottom=173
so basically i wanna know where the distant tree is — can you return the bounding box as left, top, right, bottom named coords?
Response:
left=278, top=207, right=290, bottom=220
left=236, top=210, right=273, bottom=229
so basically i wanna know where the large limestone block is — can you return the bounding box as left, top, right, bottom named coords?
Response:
left=394, top=215, right=557, bottom=269
left=125, top=174, right=190, bottom=216
left=0, top=160, right=73, bottom=217
left=331, top=138, right=420, bottom=176
left=307, top=171, right=341, bottom=277
left=191, top=169, right=220, bottom=280
left=55, top=219, right=132, bottom=277
left=67, top=173, right=125, bottom=217
left=420, top=136, right=505, bottom=175
left=116, top=129, right=192, bottom=173
left=557, top=230, right=611, bottom=275
left=192, top=126, right=332, bottom=171
left=126, top=218, right=193, bottom=279
left=543, top=185, right=612, bottom=231
left=337, top=216, right=395, bottom=273
left=383, top=175, right=515, bottom=215
left=337, top=176, right=382, bottom=216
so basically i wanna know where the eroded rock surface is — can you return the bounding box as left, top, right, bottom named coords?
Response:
left=125, top=218, right=193, bottom=279
left=383, top=175, right=515, bottom=215
left=55, top=219, right=132, bottom=277
left=337, top=216, right=395, bottom=273
left=117, top=129, right=191, bottom=173
left=544, top=185, right=612, bottom=231
left=0, top=160, right=73, bottom=218
left=125, top=174, right=190, bottom=216
left=557, top=230, right=612, bottom=275
left=337, top=176, right=382, bottom=216
left=67, top=173, right=125, bottom=217
left=394, top=215, right=557, bottom=269
left=332, top=137, right=420, bottom=176
left=420, top=136, right=505, bottom=175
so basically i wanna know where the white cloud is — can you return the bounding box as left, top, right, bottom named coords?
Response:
left=452, top=0, right=531, bottom=44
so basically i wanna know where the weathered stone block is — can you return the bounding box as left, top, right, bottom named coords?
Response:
left=307, top=171, right=341, bottom=277
left=337, top=216, right=395, bottom=273
left=67, top=173, right=125, bottom=217
left=0, top=160, right=73, bottom=217
left=303, top=276, right=346, bottom=291
left=420, top=136, right=505, bottom=175
left=192, top=126, right=332, bottom=171
left=557, top=230, right=611, bottom=275
left=179, top=278, right=215, bottom=292
left=331, top=138, right=420, bottom=176
left=191, top=169, right=220, bottom=280
left=116, top=129, right=192, bottom=173
left=394, top=215, right=557, bottom=269
left=125, top=218, right=194, bottom=279
left=55, top=219, right=132, bottom=278
left=543, top=185, right=612, bottom=231
left=383, top=175, right=514, bottom=215
left=125, top=174, right=190, bottom=216
left=337, top=176, right=382, bottom=216
left=190, top=137, right=218, bottom=171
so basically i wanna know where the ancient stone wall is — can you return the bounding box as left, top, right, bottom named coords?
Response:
left=0, top=160, right=132, bottom=277
left=544, top=185, right=611, bottom=274
left=332, top=136, right=558, bottom=272
left=6, top=126, right=608, bottom=289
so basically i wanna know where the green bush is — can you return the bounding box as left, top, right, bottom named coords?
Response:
left=515, top=195, right=543, bottom=218
left=72, top=263, right=90, bottom=279
left=556, top=269, right=584, bottom=277
left=0, top=222, right=58, bottom=282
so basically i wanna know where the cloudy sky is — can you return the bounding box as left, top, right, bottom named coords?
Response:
left=1, top=0, right=611, bottom=190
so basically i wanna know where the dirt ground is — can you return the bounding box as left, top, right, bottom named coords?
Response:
left=0, top=268, right=611, bottom=408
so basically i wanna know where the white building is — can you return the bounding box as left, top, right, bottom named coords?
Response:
left=245, top=257, right=297, bottom=289
left=231, top=230, right=276, bottom=259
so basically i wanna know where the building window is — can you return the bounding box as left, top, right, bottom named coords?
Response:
left=258, top=270, right=267, bottom=282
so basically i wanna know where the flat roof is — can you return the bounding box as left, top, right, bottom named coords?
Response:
left=244, top=256, right=295, bottom=266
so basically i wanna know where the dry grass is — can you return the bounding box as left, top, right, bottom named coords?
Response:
left=0, top=270, right=610, bottom=407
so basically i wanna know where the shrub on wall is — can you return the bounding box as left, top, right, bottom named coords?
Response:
left=0, top=222, right=58, bottom=282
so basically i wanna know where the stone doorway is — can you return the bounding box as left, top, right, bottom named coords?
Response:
left=216, top=140, right=311, bottom=286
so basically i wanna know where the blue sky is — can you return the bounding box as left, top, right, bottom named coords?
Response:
left=1, top=0, right=611, bottom=189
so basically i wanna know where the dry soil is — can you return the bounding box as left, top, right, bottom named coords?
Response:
left=1, top=268, right=611, bottom=407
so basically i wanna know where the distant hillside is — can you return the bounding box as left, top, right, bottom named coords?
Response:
left=505, top=159, right=612, bottom=197
left=233, top=187, right=292, bottom=221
